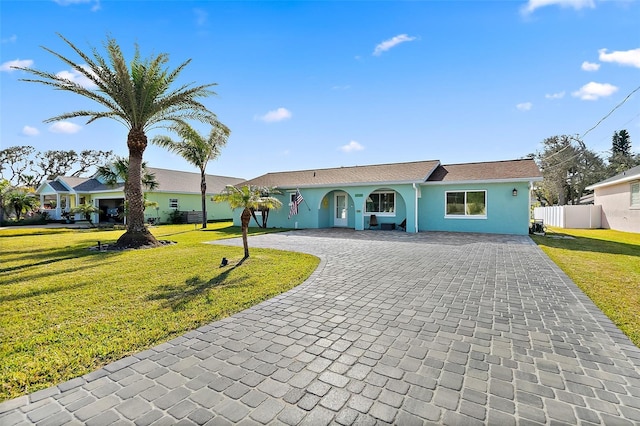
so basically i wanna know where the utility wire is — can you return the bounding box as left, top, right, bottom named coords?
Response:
left=579, top=84, right=640, bottom=140
left=538, top=84, right=640, bottom=171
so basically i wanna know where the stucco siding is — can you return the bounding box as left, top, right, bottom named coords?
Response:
left=146, top=192, right=235, bottom=223
left=418, top=182, right=531, bottom=235
left=594, top=183, right=640, bottom=233
left=230, top=185, right=414, bottom=231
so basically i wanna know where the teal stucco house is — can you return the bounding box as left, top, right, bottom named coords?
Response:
left=235, top=158, right=542, bottom=235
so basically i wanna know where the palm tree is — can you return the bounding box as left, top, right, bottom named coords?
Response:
left=69, top=203, right=101, bottom=226
left=214, top=185, right=282, bottom=259
left=6, top=188, right=40, bottom=221
left=15, top=34, right=218, bottom=248
left=153, top=121, right=230, bottom=229
left=96, top=157, right=158, bottom=192
left=97, top=157, right=158, bottom=222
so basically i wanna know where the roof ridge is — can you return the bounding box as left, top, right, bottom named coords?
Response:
left=440, top=158, right=535, bottom=167
left=263, top=159, right=441, bottom=176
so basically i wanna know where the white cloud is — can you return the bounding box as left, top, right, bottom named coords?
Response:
left=2, top=35, right=17, bottom=44
left=373, top=34, right=417, bottom=56
left=255, top=107, right=292, bottom=123
left=521, top=0, right=595, bottom=14
left=545, top=91, right=566, bottom=99
left=56, top=65, right=98, bottom=89
left=339, top=141, right=364, bottom=153
left=0, top=59, right=34, bottom=72
left=54, top=0, right=101, bottom=11
left=516, top=102, right=533, bottom=111
left=598, top=48, right=640, bottom=68
left=49, top=121, right=82, bottom=134
left=581, top=61, right=600, bottom=71
left=331, top=85, right=351, bottom=91
left=22, top=126, right=39, bottom=136
left=572, top=82, right=618, bottom=100
left=194, top=8, right=208, bottom=26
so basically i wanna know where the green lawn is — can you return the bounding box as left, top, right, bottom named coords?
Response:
left=0, top=223, right=319, bottom=401
left=532, top=228, right=640, bottom=348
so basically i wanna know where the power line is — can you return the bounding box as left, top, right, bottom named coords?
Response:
left=538, top=84, right=640, bottom=171
left=580, top=84, right=640, bottom=140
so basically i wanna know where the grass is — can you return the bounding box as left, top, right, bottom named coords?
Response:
left=0, top=223, right=319, bottom=401
left=531, top=227, right=640, bottom=348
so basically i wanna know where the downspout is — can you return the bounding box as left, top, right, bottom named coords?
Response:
left=528, top=181, right=533, bottom=229
left=413, top=183, right=419, bottom=233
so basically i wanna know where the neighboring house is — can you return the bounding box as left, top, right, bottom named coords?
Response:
left=36, top=167, right=244, bottom=224
left=585, top=165, right=640, bottom=233
left=237, top=158, right=542, bottom=235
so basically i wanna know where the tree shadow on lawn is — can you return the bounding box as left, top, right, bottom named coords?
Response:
left=0, top=245, right=118, bottom=274
left=533, top=234, right=640, bottom=258
left=0, top=280, right=93, bottom=303
left=147, top=258, right=248, bottom=311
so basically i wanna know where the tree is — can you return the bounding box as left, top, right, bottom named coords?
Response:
left=214, top=185, right=283, bottom=259
left=609, top=130, right=639, bottom=175
left=0, top=146, right=35, bottom=186
left=535, top=135, right=606, bottom=205
left=96, top=157, right=158, bottom=221
left=16, top=34, right=219, bottom=248
left=249, top=186, right=282, bottom=228
left=69, top=203, right=101, bottom=226
left=96, top=157, right=158, bottom=192
left=153, top=121, right=230, bottom=229
left=0, top=145, right=113, bottom=187
left=5, top=188, right=39, bottom=221
left=0, top=179, right=11, bottom=223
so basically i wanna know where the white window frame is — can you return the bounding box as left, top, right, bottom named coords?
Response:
left=445, top=190, right=487, bottom=219
left=365, top=191, right=396, bottom=217
left=169, top=198, right=179, bottom=209
left=631, top=182, right=640, bottom=208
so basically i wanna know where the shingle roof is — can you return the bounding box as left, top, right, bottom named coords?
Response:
left=586, top=165, right=640, bottom=190
left=241, top=160, right=441, bottom=188
left=45, top=168, right=244, bottom=195
left=148, top=168, right=245, bottom=194
left=49, top=181, right=69, bottom=192
left=426, top=159, right=542, bottom=183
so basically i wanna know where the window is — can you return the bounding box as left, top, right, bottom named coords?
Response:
left=445, top=191, right=486, bottom=217
left=632, top=182, right=640, bottom=208
left=169, top=198, right=179, bottom=209
left=366, top=191, right=395, bottom=214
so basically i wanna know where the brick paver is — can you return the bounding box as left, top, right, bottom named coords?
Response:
left=2, top=229, right=640, bottom=424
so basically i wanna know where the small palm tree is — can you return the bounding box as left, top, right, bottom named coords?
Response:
left=96, top=157, right=158, bottom=192
left=250, top=186, right=282, bottom=228
left=6, top=188, right=40, bottom=221
left=153, top=121, right=230, bottom=229
left=69, top=203, right=101, bottom=226
left=214, top=185, right=282, bottom=259
left=15, top=34, right=218, bottom=248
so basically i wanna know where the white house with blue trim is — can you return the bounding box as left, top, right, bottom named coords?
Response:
left=233, top=158, right=542, bottom=235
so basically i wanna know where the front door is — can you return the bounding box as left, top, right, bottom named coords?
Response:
left=334, top=192, right=348, bottom=227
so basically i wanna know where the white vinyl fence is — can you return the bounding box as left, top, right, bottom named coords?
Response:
left=534, top=205, right=602, bottom=229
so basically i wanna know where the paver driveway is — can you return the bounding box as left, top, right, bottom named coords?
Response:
left=2, top=230, right=640, bottom=425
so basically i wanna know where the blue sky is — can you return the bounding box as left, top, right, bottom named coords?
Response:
left=1, top=0, right=639, bottom=180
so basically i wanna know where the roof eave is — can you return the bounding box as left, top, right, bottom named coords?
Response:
left=271, top=179, right=427, bottom=190
left=422, top=177, right=543, bottom=185
left=586, top=174, right=640, bottom=190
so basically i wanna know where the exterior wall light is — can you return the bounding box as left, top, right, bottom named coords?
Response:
left=512, top=188, right=518, bottom=196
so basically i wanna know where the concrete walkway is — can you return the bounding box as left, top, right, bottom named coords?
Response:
left=2, top=230, right=640, bottom=425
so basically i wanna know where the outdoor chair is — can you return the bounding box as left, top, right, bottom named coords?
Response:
left=398, top=219, right=406, bottom=231
left=369, top=214, right=378, bottom=229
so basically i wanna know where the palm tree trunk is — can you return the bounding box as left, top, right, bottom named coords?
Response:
left=241, top=207, right=251, bottom=258
left=200, top=169, right=207, bottom=229
left=116, top=128, right=159, bottom=248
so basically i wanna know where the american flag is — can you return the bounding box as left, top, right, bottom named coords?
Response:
left=288, top=189, right=304, bottom=219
